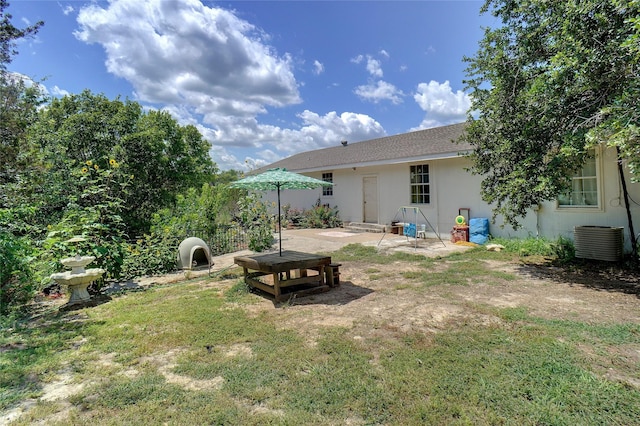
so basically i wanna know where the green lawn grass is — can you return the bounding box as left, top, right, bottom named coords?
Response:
left=2, top=243, right=639, bottom=425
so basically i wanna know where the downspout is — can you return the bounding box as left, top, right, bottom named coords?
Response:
left=616, top=146, right=637, bottom=258
left=434, top=163, right=440, bottom=239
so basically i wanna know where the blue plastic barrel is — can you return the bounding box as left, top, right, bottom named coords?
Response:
left=469, top=218, right=489, bottom=244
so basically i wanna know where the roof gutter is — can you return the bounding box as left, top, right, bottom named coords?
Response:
left=289, top=150, right=472, bottom=173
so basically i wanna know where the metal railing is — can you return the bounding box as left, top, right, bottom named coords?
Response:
left=181, top=225, right=249, bottom=256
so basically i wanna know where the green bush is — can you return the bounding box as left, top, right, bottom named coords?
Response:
left=302, top=204, right=341, bottom=229
left=39, top=158, right=129, bottom=288
left=490, top=236, right=576, bottom=261
left=0, top=232, right=35, bottom=314
left=283, top=205, right=304, bottom=227
left=119, top=182, right=242, bottom=278
left=121, top=234, right=180, bottom=279
left=551, top=236, right=576, bottom=263
left=41, top=210, right=127, bottom=284
left=489, top=237, right=553, bottom=256
left=235, top=193, right=274, bottom=252
left=150, top=183, right=235, bottom=238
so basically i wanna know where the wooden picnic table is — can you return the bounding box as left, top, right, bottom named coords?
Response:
left=234, top=250, right=335, bottom=301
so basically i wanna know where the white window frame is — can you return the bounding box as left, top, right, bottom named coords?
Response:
left=557, top=148, right=602, bottom=209
left=322, top=172, right=333, bottom=196
left=410, top=164, right=430, bottom=204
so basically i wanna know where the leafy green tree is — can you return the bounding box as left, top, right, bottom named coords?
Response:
left=116, top=109, right=217, bottom=232
left=213, top=169, right=242, bottom=185
left=0, top=1, right=44, bottom=312
left=151, top=183, right=236, bottom=237
left=0, top=229, right=34, bottom=315
left=0, top=0, right=45, bottom=189
left=0, top=0, right=43, bottom=69
left=588, top=0, right=640, bottom=176
left=40, top=158, right=129, bottom=284
left=29, top=90, right=140, bottom=163
left=0, top=78, right=45, bottom=187
left=19, top=90, right=217, bottom=236
left=463, top=0, right=639, bottom=228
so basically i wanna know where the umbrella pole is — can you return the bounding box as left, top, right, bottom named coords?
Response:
left=277, top=184, right=282, bottom=256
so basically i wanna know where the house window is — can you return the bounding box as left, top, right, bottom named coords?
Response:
left=322, top=172, right=333, bottom=196
left=558, top=150, right=599, bottom=207
left=410, top=164, right=430, bottom=204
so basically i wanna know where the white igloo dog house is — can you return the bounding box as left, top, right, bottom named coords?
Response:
left=177, top=237, right=213, bottom=270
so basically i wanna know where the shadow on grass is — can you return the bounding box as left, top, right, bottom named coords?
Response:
left=282, top=280, right=374, bottom=307
left=244, top=280, right=374, bottom=307
left=516, top=259, right=640, bottom=297
left=59, top=294, right=113, bottom=312
left=104, top=280, right=147, bottom=294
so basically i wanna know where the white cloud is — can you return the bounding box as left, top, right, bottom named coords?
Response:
left=75, top=0, right=300, bottom=115
left=352, top=53, right=386, bottom=77
left=354, top=80, right=404, bottom=105
left=350, top=54, right=364, bottom=64
left=411, top=80, right=470, bottom=129
left=219, top=110, right=384, bottom=170
left=61, top=4, right=75, bottom=16
left=296, top=110, right=385, bottom=149
left=72, top=0, right=387, bottom=172
left=312, top=60, right=324, bottom=75
left=252, top=149, right=280, bottom=166
left=6, top=72, right=47, bottom=94
left=243, top=156, right=268, bottom=172
left=195, top=109, right=385, bottom=170
left=50, top=85, right=70, bottom=97
left=73, top=0, right=314, bottom=171
left=366, top=56, right=383, bottom=78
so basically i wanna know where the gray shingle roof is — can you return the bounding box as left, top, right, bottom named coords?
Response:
left=257, top=122, right=470, bottom=173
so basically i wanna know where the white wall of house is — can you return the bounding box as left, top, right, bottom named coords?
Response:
left=309, top=158, right=531, bottom=240
left=258, top=187, right=323, bottom=217
left=536, top=145, right=640, bottom=250
left=259, top=145, right=640, bottom=252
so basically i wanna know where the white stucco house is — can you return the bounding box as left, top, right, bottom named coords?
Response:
left=255, top=122, right=640, bottom=253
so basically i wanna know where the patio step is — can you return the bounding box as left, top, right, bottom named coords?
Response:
left=345, top=222, right=386, bottom=233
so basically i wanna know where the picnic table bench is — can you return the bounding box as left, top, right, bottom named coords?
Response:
left=234, top=250, right=337, bottom=301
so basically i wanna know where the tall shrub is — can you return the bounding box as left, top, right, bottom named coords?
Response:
left=235, top=192, right=274, bottom=252
left=0, top=231, right=34, bottom=314
left=40, top=158, right=129, bottom=286
left=120, top=234, right=180, bottom=280
left=151, top=183, right=235, bottom=237
left=302, top=203, right=341, bottom=229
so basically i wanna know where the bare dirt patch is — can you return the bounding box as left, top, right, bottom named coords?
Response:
left=236, top=253, right=640, bottom=391
left=242, top=257, right=639, bottom=335
left=228, top=231, right=636, bottom=334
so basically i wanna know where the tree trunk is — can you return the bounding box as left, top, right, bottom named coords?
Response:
left=616, top=146, right=637, bottom=258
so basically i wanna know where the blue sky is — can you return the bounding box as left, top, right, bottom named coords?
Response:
left=8, top=0, right=494, bottom=171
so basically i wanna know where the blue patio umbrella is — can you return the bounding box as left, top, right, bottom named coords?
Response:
left=230, top=168, right=333, bottom=255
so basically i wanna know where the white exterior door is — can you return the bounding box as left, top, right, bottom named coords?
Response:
left=363, top=176, right=378, bottom=223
